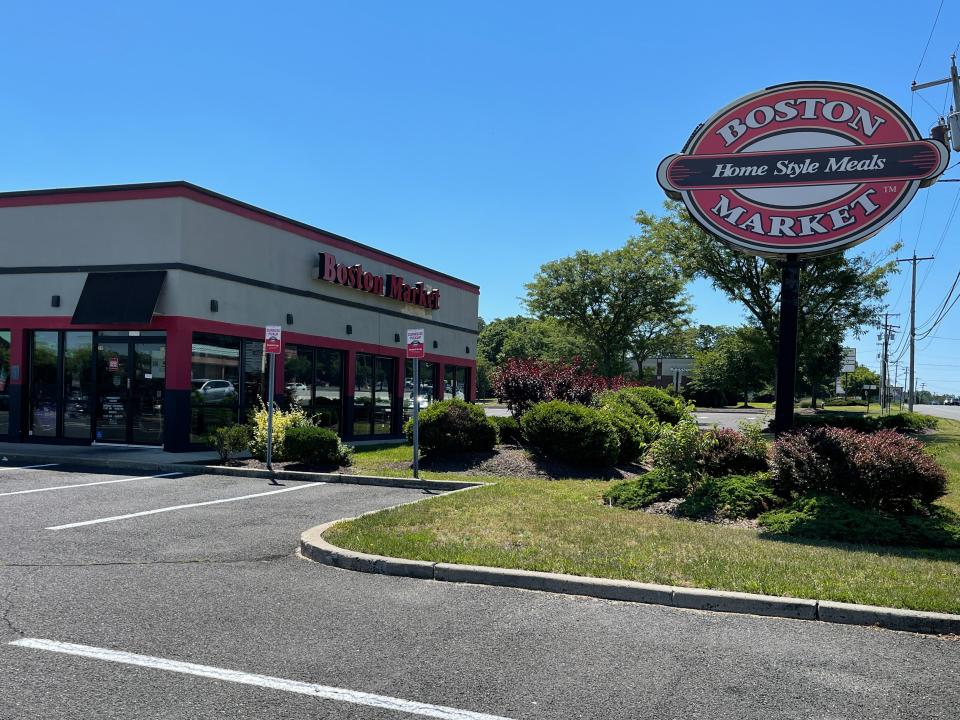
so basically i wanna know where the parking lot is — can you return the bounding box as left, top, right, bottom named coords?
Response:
left=2, top=464, right=959, bottom=720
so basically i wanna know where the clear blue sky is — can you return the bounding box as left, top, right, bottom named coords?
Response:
left=2, top=2, right=959, bottom=395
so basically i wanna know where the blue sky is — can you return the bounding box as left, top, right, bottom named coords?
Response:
left=2, top=1, right=959, bottom=395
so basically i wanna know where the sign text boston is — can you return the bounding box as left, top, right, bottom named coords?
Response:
left=316, top=252, right=441, bottom=309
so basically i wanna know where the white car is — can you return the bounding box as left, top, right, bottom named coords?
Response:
left=192, top=379, right=237, bottom=401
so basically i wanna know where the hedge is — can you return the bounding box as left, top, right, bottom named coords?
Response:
left=521, top=400, right=620, bottom=466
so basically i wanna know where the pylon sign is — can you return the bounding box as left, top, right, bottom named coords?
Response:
left=658, top=82, right=949, bottom=257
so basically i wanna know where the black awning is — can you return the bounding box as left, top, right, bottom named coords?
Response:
left=72, top=271, right=167, bottom=324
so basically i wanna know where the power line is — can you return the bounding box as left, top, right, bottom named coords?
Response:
left=914, top=0, right=946, bottom=81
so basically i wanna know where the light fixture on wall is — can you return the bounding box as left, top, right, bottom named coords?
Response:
left=51, top=295, right=61, bottom=308
left=433, top=340, right=438, bottom=349
left=394, top=333, right=400, bottom=342
left=346, top=324, right=353, bottom=335
left=210, top=299, right=219, bottom=312
left=286, top=313, right=294, bottom=325
left=466, top=346, right=470, bottom=354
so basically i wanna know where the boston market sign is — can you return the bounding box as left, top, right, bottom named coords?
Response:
left=316, top=252, right=441, bottom=309
left=657, top=81, right=949, bottom=256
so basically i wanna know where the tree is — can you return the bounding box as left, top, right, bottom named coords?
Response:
left=841, top=364, right=881, bottom=398
left=798, top=331, right=844, bottom=408
left=634, top=201, right=898, bottom=386
left=476, top=316, right=580, bottom=367
left=689, top=326, right=774, bottom=407
left=525, top=235, right=689, bottom=381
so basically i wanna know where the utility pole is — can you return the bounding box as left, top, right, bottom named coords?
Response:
left=896, top=255, right=934, bottom=411
left=880, top=313, right=899, bottom=415
left=912, top=54, right=960, bottom=153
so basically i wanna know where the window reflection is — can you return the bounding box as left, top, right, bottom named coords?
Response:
left=30, top=332, right=59, bottom=437
left=63, top=332, right=93, bottom=439
left=190, top=333, right=240, bottom=443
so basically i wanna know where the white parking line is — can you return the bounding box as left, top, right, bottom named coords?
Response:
left=47, top=482, right=325, bottom=530
left=0, top=472, right=182, bottom=498
left=0, top=463, right=59, bottom=473
left=10, top=638, right=513, bottom=720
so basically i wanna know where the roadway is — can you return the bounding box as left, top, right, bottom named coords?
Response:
left=1, top=463, right=956, bottom=719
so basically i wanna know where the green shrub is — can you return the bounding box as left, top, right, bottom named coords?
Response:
left=649, top=417, right=713, bottom=477
left=824, top=397, right=867, bottom=407
left=677, top=473, right=777, bottom=520
left=789, top=412, right=938, bottom=434
left=248, top=401, right=311, bottom=462
left=771, top=427, right=947, bottom=512
left=490, top=415, right=523, bottom=445
left=758, top=495, right=960, bottom=548
left=700, top=423, right=769, bottom=477
left=207, top=424, right=251, bottom=464
left=521, top=400, right=620, bottom=466
left=603, top=468, right=690, bottom=509
left=598, top=391, right=661, bottom=463
left=404, top=399, right=496, bottom=454
left=881, top=412, right=939, bottom=433
left=284, top=425, right=352, bottom=467
left=624, top=386, right=688, bottom=424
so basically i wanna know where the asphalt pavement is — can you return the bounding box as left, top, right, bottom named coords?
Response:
left=913, top=403, right=960, bottom=421
left=1, top=464, right=958, bottom=719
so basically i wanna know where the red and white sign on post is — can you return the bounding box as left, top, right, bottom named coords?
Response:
left=263, top=325, right=282, bottom=473
left=264, top=325, right=282, bottom=354
left=406, top=328, right=425, bottom=359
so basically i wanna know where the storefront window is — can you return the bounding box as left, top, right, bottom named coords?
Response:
left=374, top=357, right=395, bottom=435
left=353, top=354, right=395, bottom=436
left=403, top=359, right=435, bottom=424
left=444, top=365, right=469, bottom=401
left=190, top=333, right=240, bottom=443
left=284, top=346, right=343, bottom=432
left=30, top=332, right=59, bottom=437
left=353, top=353, right=374, bottom=436
left=63, top=332, right=93, bottom=439
left=0, top=331, right=10, bottom=437
left=242, top=340, right=265, bottom=422
left=284, top=345, right=313, bottom=411
left=315, top=349, right=342, bottom=432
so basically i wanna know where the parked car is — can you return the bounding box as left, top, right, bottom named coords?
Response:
left=192, top=379, right=237, bottom=401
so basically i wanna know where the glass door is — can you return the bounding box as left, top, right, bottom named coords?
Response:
left=96, top=342, right=129, bottom=443
left=131, top=343, right=165, bottom=445
left=95, top=340, right=165, bottom=445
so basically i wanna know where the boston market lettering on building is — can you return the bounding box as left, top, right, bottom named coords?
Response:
left=657, top=81, right=949, bottom=257
left=317, top=252, right=441, bottom=309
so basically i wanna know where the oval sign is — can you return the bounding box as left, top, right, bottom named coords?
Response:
left=657, top=81, right=950, bottom=257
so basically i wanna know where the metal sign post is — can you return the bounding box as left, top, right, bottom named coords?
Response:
left=773, top=259, right=802, bottom=434
left=406, top=329, right=425, bottom=479
left=264, top=325, right=282, bottom=474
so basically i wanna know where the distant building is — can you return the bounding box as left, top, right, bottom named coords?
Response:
left=640, top=357, right=694, bottom=391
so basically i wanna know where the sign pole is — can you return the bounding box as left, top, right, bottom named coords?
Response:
left=263, top=325, right=282, bottom=477
left=774, top=258, right=802, bottom=434
left=406, top=328, right=425, bottom=479
left=266, top=351, right=275, bottom=472
left=412, top=358, right=420, bottom=479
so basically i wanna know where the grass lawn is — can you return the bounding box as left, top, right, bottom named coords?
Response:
left=329, top=419, right=960, bottom=614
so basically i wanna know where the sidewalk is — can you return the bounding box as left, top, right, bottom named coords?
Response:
left=0, top=442, right=220, bottom=469
left=0, top=442, right=475, bottom=492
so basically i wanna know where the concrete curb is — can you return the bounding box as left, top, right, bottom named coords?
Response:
left=0, top=452, right=480, bottom=492
left=300, top=520, right=960, bottom=636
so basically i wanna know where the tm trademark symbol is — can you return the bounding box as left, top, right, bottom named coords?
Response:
left=884, top=185, right=899, bottom=193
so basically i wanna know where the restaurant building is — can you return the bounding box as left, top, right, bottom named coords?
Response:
left=0, top=182, right=479, bottom=450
